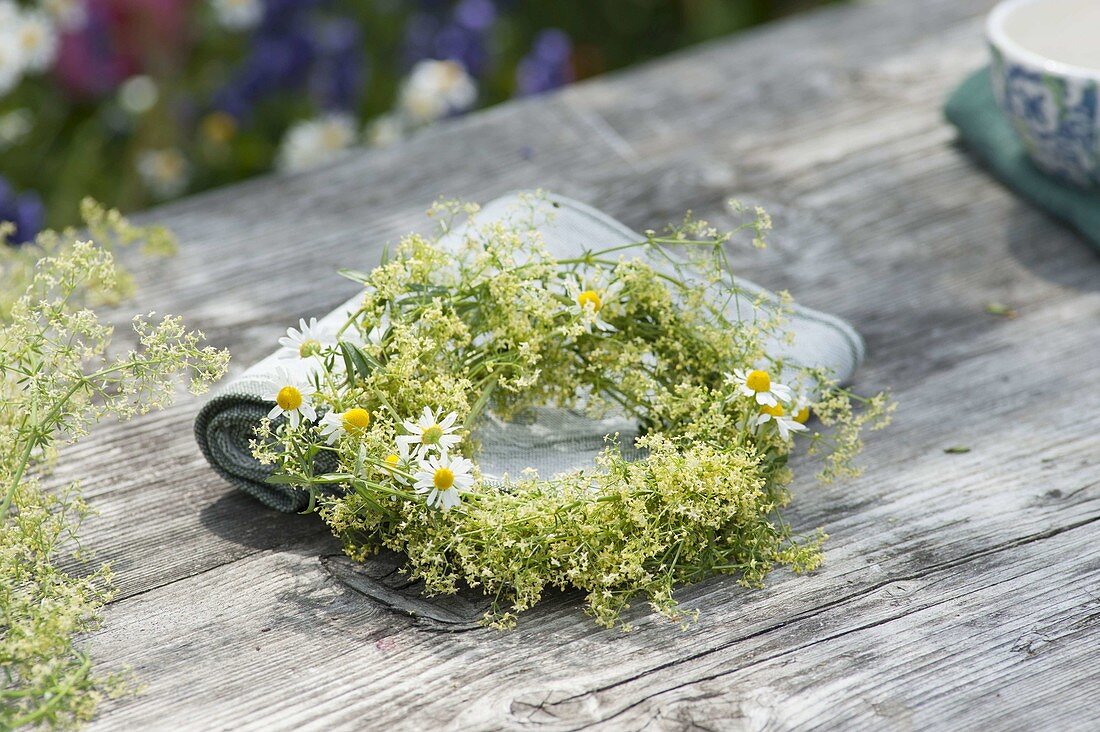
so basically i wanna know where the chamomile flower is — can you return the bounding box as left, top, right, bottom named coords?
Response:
left=728, top=368, right=792, bottom=407
left=278, top=317, right=328, bottom=360
left=790, top=397, right=812, bottom=426
left=381, top=440, right=415, bottom=485
left=399, top=59, right=477, bottom=124
left=398, top=407, right=462, bottom=456
left=318, top=407, right=372, bottom=444
left=753, top=403, right=807, bottom=441
left=210, top=0, right=263, bottom=31
left=413, top=451, right=474, bottom=510
left=265, top=367, right=317, bottom=428
left=276, top=113, right=357, bottom=173
left=565, top=277, right=622, bottom=333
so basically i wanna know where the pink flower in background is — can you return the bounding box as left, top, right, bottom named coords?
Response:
left=54, top=0, right=193, bottom=99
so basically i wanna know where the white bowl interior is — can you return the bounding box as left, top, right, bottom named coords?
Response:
left=993, top=0, right=1100, bottom=71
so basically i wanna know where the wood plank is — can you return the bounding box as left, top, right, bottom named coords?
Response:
left=51, top=0, right=1100, bottom=727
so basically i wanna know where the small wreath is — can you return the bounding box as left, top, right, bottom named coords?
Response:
left=255, top=198, right=890, bottom=628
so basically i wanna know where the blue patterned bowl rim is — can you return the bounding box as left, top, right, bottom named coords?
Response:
left=987, top=0, right=1100, bottom=81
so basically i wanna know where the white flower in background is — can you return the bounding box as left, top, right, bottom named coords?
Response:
left=265, top=367, right=317, bottom=428
left=0, top=6, right=24, bottom=97
left=137, top=148, right=191, bottom=199
left=278, top=317, right=328, bottom=360
left=381, top=440, right=414, bottom=484
left=398, top=407, right=461, bottom=456
left=210, top=0, right=263, bottom=30
left=398, top=60, right=477, bottom=124
left=42, top=0, right=86, bottom=31
left=319, top=407, right=372, bottom=444
left=276, top=113, right=357, bottom=173
left=365, top=113, right=404, bottom=148
left=565, top=277, right=622, bottom=333
left=753, top=403, right=807, bottom=441
left=118, top=75, right=159, bottom=115
left=0, top=108, right=31, bottom=150
left=413, top=451, right=474, bottom=510
left=14, top=9, right=58, bottom=73
left=728, top=368, right=792, bottom=407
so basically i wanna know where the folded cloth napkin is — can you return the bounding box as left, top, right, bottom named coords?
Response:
left=195, top=191, right=866, bottom=512
left=945, top=68, right=1100, bottom=252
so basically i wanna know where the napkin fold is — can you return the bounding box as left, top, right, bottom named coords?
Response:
left=945, top=68, right=1100, bottom=252
left=195, top=191, right=866, bottom=512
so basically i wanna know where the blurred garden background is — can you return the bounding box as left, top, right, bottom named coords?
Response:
left=0, top=0, right=840, bottom=242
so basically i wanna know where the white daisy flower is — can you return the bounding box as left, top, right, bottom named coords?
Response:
left=397, top=406, right=461, bottom=456
left=210, top=0, right=263, bottom=31
left=136, top=148, right=191, bottom=199
left=728, top=368, right=792, bottom=407
left=318, top=407, right=372, bottom=444
left=14, top=9, right=58, bottom=74
left=413, top=451, right=474, bottom=510
left=276, top=113, right=357, bottom=173
left=265, top=367, right=317, bottom=428
left=381, top=439, right=415, bottom=485
left=753, top=403, right=808, bottom=441
left=789, top=396, right=812, bottom=427
left=398, top=59, right=477, bottom=124
left=278, top=317, right=329, bottom=360
left=565, top=276, right=622, bottom=333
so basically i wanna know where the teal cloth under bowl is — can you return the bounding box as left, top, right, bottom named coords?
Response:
left=945, top=68, right=1100, bottom=252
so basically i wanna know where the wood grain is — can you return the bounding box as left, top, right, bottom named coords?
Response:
left=61, top=0, right=1100, bottom=728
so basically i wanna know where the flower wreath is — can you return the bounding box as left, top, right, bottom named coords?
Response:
left=254, top=199, right=890, bottom=629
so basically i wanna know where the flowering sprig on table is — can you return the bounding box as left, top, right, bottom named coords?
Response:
left=253, top=197, right=891, bottom=629
left=0, top=205, right=229, bottom=729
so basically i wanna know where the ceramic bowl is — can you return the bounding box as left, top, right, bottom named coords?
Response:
left=988, top=0, right=1100, bottom=187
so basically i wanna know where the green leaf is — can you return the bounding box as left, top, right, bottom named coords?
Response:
left=943, top=446, right=971, bottom=454
left=339, top=342, right=373, bottom=381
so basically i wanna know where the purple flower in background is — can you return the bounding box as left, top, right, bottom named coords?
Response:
left=310, top=19, right=365, bottom=112
left=0, top=178, right=44, bottom=246
left=454, top=0, right=496, bottom=32
left=402, top=0, right=496, bottom=77
left=213, top=25, right=317, bottom=122
left=516, top=29, right=573, bottom=96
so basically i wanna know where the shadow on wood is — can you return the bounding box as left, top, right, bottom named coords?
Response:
left=320, top=552, right=492, bottom=631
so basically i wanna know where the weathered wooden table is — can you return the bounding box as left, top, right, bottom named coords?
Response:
left=75, top=0, right=1100, bottom=728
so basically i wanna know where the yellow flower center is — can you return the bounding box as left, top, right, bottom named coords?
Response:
left=342, top=408, right=371, bottom=431
left=298, top=338, right=322, bottom=357
left=745, top=370, right=771, bottom=393
left=384, top=454, right=400, bottom=466
left=276, top=386, right=302, bottom=411
left=794, top=406, right=810, bottom=424
left=761, top=403, right=785, bottom=417
left=422, top=424, right=444, bottom=445
left=577, top=289, right=602, bottom=311
left=433, top=467, right=455, bottom=490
